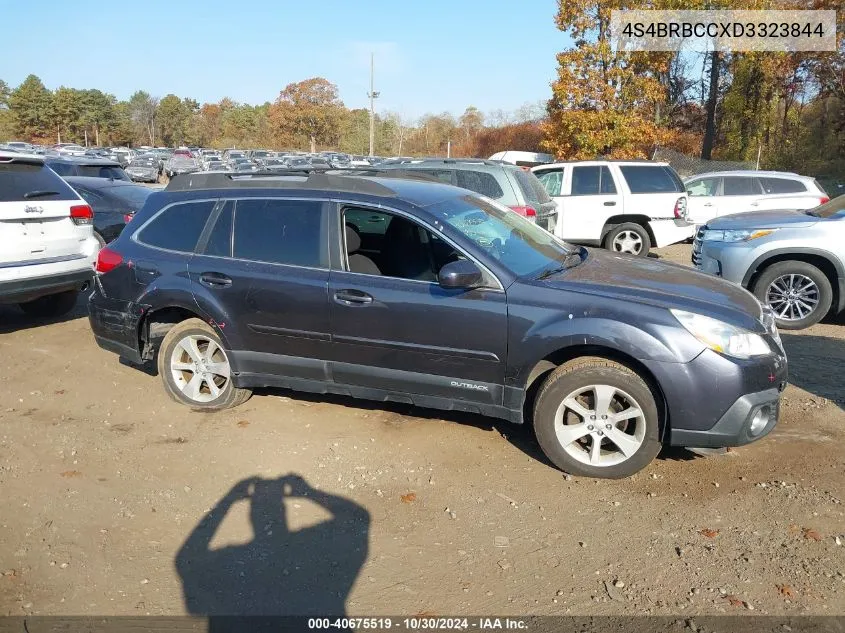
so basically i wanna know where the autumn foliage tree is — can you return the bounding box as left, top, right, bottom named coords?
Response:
left=269, top=78, right=344, bottom=152
left=542, top=0, right=675, bottom=159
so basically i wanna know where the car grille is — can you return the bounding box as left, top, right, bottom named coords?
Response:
left=691, top=225, right=706, bottom=266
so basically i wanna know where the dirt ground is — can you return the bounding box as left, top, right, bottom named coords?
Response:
left=1, top=243, right=843, bottom=618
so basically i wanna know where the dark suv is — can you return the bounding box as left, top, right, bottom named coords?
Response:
left=377, top=159, right=558, bottom=233
left=88, top=171, right=787, bottom=478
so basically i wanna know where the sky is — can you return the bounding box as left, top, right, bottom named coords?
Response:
left=1, top=0, right=568, bottom=119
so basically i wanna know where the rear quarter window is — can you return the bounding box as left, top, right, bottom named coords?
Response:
left=455, top=170, right=505, bottom=199
left=758, top=177, right=807, bottom=194
left=512, top=167, right=552, bottom=204
left=619, top=165, right=684, bottom=194
left=0, top=162, right=79, bottom=202
left=136, top=200, right=215, bottom=252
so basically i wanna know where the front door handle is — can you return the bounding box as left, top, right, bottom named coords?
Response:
left=703, top=203, right=713, bottom=207
left=199, top=272, right=233, bottom=288
left=334, top=289, right=373, bottom=305
left=603, top=201, right=616, bottom=206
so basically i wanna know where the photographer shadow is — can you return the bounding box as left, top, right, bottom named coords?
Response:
left=176, top=474, right=370, bottom=619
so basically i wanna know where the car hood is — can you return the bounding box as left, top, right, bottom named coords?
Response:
left=707, top=209, right=818, bottom=230
left=531, top=248, right=764, bottom=331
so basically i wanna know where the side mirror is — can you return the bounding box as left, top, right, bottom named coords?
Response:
left=438, top=259, right=483, bottom=290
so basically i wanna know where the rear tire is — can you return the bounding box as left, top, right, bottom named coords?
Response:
left=157, top=318, right=251, bottom=411
left=533, top=357, right=662, bottom=478
left=18, top=290, right=79, bottom=318
left=752, top=260, right=832, bottom=330
left=604, top=223, right=650, bottom=257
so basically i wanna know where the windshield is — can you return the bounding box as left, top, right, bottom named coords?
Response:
left=809, top=194, right=845, bottom=219
left=425, top=194, right=572, bottom=277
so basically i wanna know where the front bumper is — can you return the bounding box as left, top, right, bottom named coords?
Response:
left=669, top=387, right=782, bottom=447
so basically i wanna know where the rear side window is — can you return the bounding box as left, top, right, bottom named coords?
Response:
left=203, top=202, right=233, bottom=257
left=415, top=169, right=454, bottom=185
left=0, top=162, right=78, bottom=202
left=723, top=177, right=760, bottom=196
left=758, top=177, right=807, bottom=194
left=572, top=166, right=617, bottom=195
left=512, top=168, right=552, bottom=204
left=233, top=199, right=326, bottom=268
left=137, top=200, right=215, bottom=252
left=619, top=165, right=684, bottom=194
left=455, top=170, right=504, bottom=199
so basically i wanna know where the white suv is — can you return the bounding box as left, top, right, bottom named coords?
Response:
left=0, top=152, right=98, bottom=317
left=685, top=170, right=830, bottom=226
left=532, top=160, right=692, bottom=257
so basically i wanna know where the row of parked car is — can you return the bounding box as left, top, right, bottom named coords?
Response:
left=1, top=148, right=843, bottom=479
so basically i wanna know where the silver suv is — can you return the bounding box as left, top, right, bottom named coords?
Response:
left=693, top=195, right=845, bottom=330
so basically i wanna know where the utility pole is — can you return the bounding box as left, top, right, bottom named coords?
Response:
left=368, top=52, right=380, bottom=157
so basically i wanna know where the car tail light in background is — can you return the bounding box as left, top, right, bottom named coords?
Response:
left=674, top=197, right=687, bottom=219
left=70, top=204, right=94, bottom=225
left=509, top=206, right=538, bottom=222
left=95, top=246, right=123, bottom=273
left=123, top=212, right=134, bottom=224
left=819, top=196, right=830, bottom=205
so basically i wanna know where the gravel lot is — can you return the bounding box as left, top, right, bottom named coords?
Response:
left=1, top=243, right=843, bottom=617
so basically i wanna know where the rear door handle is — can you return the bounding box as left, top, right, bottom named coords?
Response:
left=334, top=289, right=373, bottom=305
left=199, top=272, right=233, bottom=288
left=603, top=201, right=616, bottom=206
left=703, top=203, right=713, bottom=207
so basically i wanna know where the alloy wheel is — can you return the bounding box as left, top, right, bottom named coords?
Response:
left=553, top=384, right=646, bottom=467
left=611, top=231, right=643, bottom=255
left=169, top=334, right=231, bottom=403
left=766, top=274, right=820, bottom=322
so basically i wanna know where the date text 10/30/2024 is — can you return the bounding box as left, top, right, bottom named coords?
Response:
left=307, top=618, right=529, bottom=630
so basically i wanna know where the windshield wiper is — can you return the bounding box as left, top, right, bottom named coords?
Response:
left=23, top=190, right=60, bottom=199
left=535, top=249, right=585, bottom=280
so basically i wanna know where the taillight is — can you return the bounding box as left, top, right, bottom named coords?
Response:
left=673, top=197, right=687, bottom=219
left=70, top=204, right=94, bottom=225
left=509, top=206, right=538, bottom=222
left=819, top=196, right=830, bottom=205
left=123, top=213, right=134, bottom=224
left=95, top=246, right=123, bottom=273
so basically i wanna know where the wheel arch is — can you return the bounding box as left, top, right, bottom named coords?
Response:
left=601, top=215, right=656, bottom=247
left=138, top=302, right=231, bottom=363
left=744, top=249, right=844, bottom=313
left=521, top=344, right=669, bottom=440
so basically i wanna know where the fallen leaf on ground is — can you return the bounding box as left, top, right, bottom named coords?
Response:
left=401, top=492, right=417, bottom=503
left=725, top=595, right=744, bottom=607
left=699, top=528, right=720, bottom=538
left=776, top=584, right=795, bottom=598
left=236, top=420, right=249, bottom=428
left=54, top=390, right=66, bottom=395
left=803, top=528, right=822, bottom=541
left=60, top=470, right=82, bottom=478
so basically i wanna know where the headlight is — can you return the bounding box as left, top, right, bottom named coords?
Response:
left=701, top=229, right=776, bottom=243
left=671, top=309, right=771, bottom=359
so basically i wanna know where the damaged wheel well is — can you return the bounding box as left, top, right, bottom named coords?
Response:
left=139, top=306, right=203, bottom=361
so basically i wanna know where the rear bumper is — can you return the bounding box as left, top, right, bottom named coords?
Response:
left=88, top=288, right=146, bottom=364
left=0, top=268, right=93, bottom=304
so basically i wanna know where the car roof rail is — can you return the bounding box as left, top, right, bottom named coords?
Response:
left=326, top=168, right=443, bottom=183
left=164, top=169, right=400, bottom=196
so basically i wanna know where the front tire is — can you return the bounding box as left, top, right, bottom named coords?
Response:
left=157, top=318, right=251, bottom=411
left=18, top=290, right=79, bottom=318
left=533, top=357, right=662, bottom=478
left=604, top=223, right=650, bottom=257
left=752, top=260, right=832, bottom=330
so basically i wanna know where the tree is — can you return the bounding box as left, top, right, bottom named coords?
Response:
left=157, top=94, right=189, bottom=146
left=0, top=79, right=10, bottom=109
left=81, top=89, right=117, bottom=147
left=269, top=78, right=344, bottom=152
left=9, top=74, right=54, bottom=142
left=542, top=1, right=673, bottom=159
left=458, top=106, right=484, bottom=142
left=128, top=91, right=159, bottom=145
left=52, top=86, right=85, bottom=144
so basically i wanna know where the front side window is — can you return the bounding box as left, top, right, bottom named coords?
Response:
left=686, top=177, right=719, bottom=197
left=233, top=198, right=327, bottom=267
left=426, top=194, right=572, bottom=278
left=535, top=170, right=563, bottom=197
left=343, top=207, right=462, bottom=283
left=137, top=200, right=215, bottom=252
